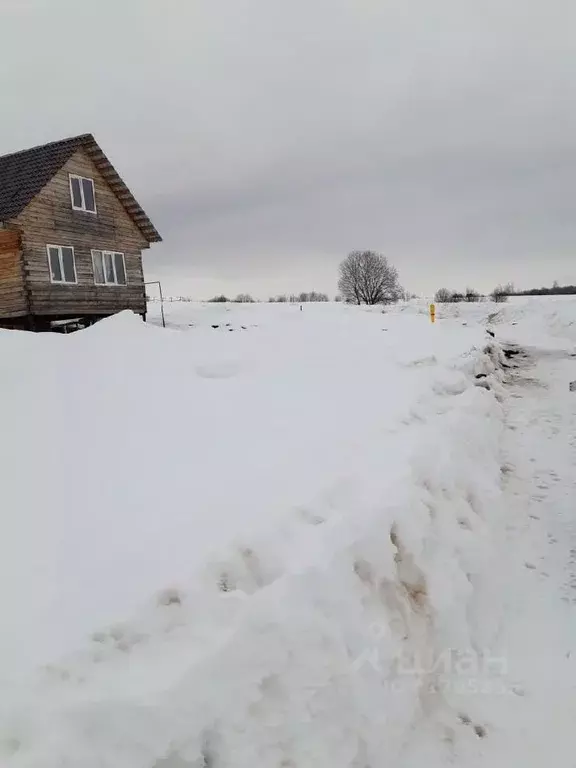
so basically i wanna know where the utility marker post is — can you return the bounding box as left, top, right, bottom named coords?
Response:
left=429, top=303, right=436, bottom=324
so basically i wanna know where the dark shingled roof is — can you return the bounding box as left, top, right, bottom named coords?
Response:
left=0, top=133, right=161, bottom=243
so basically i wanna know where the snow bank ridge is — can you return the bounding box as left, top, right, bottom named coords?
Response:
left=3, top=334, right=509, bottom=768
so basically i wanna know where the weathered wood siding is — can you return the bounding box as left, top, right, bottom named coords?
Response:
left=0, top=229, right=27, bottom=318
left=11, top=148, right=149, bottom=317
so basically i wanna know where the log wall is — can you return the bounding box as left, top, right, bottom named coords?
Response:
left=12, top=148, right=150, bottom=318
left=0, top=229, right=27, bottom=319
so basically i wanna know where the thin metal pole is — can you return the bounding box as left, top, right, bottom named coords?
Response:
left=158, top=281, right=166, bottom=328
left=144, top=280, right=166, bottom=328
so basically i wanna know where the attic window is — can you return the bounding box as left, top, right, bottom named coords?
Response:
left=69, top=174, right=96, bottom=213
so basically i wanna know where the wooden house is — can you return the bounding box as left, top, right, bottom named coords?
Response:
left=0, top=134, right=161, bottom=330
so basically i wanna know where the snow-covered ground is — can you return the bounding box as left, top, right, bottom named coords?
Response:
left=400, top=300, right=576, bottom=766
left=1, top=298, right=575, bottom=766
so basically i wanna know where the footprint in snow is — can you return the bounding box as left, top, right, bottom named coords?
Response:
left=408, top=355, right=437, bottom=367
left=458, top=714, right=487, bottom=739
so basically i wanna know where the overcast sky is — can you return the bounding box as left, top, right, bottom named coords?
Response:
left=1, top=0, right=575, bottom=298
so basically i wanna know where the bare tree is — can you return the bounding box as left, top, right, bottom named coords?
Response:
left=338, top=251, right=402, bottom=305
left=502, top=282, right=515, bottom=295
left=465, top=287, right=481, bottom=302
left=491, top=285, right=509, bottom=303
left=208, top=294, right=229, bottom=303
left=297, top=291, right=329, bottom=302
left=233, top=293, right=255, bottom=303
left=434, top=288, right=453, bottom=303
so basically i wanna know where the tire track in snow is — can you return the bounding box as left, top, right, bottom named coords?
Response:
left=477, top=343, right=576, bottom=767
left=399, top=340, right=576, bottom=767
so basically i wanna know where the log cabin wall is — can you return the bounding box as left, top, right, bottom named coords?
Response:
left=11, top=148, right=150, bottom=319
left=0, top=229, right=27, bottom=319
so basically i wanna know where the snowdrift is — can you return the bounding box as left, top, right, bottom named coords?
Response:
left=0, top=304, right=509, bottom=767
left=419, top=294, right=576, bottom=350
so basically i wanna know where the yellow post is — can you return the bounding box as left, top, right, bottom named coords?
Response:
left=429, top=303, right=436, bottom=323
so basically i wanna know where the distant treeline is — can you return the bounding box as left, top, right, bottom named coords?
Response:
left=268, top=291, right=330, bottom=303
left=206, top=291, right=332, bottom=304
left=512, top=282, right=576, bottom=297
left=147, top=293, right=333, bottom=303
left=435, top=281, right=576, bottom=304
left=434, top=286, right=509, bottom=304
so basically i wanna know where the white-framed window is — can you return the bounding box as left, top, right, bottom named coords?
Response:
left=92, top=250, right=127, bottom=286
left=47, top=245, right=77, bottom=284
left=69, top=174, right=96, bottom=213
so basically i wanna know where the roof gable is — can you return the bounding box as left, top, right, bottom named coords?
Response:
left=0, top=134, right=161, bottom=243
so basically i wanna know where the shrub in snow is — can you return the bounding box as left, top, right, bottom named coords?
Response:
left=491, top=286, right=509, bottom=303
left=465, top=288, right=481, bottom=302
left=434, top=288, right=453, bottom=303
left=208, top=294, right=229, bottom=303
